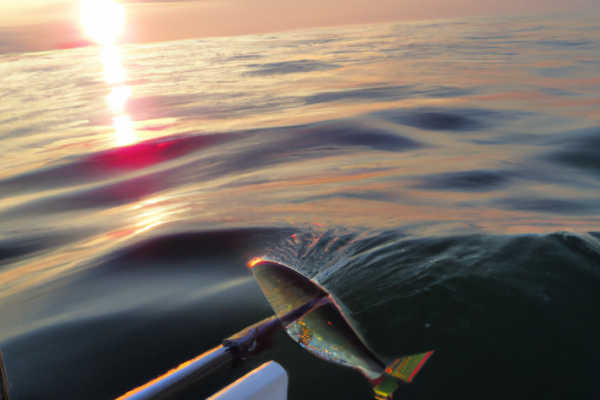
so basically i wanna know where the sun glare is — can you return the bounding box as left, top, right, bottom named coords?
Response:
left=80, top=0, right=125, bottom=46
left=101, top=46, right=126, bottom=83
left=114, top=115, right=136, bottom=146
left=107, top=85, right=132, bottom=110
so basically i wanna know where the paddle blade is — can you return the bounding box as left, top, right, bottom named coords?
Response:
left=250, top=260, right=329, bottom=319
left=250, top=260, right=386, bottom=380
left=287, top=302, right=386, bottom=380
left=249, top=259, right=435, bottom=398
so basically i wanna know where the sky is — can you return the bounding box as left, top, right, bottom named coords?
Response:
left=0, top=0, right=599, bottom=53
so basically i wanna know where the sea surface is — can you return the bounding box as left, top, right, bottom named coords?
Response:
left=1, top=12, right=600, bottom=400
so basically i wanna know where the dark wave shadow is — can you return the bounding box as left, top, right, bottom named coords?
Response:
left=207, top=119, right=424, bottom=182
left=210, top=120, right=424, bottom=182
left=414, top=170, right=512, bottom=192
left=0, top=232, right=86, bottom=266
left=243, top=60, right=339, bottom=76
left=99, top=228, right=294, bottom=269
left=544, top=126, right=600, bottom=175
left=376, top=108, right=508, bottom=132
left=532, top=66, right=577, bottom=78
left=0, top=172, right=172, bottom=219
left=538, top=87, right=581, bottom=97
left=494, top=197, right=598, bottom=215
left=304, top=85, right=472, bottom=105
left=295, top=121, right=423, bottom=151
left=290, top=190, right=399, bottom=204
left=535, top=40, right=593, bottom=48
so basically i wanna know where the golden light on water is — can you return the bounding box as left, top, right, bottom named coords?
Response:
left=80, top=0, right=125, bottom=46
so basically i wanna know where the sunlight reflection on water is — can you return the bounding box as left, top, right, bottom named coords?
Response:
left=99, top=45, right=137, bottom=146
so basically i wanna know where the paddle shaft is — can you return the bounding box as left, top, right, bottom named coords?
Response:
left=116, top=345, right=234, bottom=400
left=114, top=298, right=326, bottom=400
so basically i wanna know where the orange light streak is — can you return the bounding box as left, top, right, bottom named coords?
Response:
left=115, top=346, right=226, bottom=400
left=248, top=257, right=264, bottom=268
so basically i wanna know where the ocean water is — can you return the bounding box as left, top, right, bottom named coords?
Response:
left=1, top=12, right=600, bottom=400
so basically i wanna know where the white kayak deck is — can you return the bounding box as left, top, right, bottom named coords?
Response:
left=208, top=361, right=288, bottom=400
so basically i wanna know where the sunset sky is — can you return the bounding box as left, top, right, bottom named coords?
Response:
left=1, top=0, right=598, bottom=53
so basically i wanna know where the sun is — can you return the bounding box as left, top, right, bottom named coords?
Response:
left=80, top=0, right=126, bottom=46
